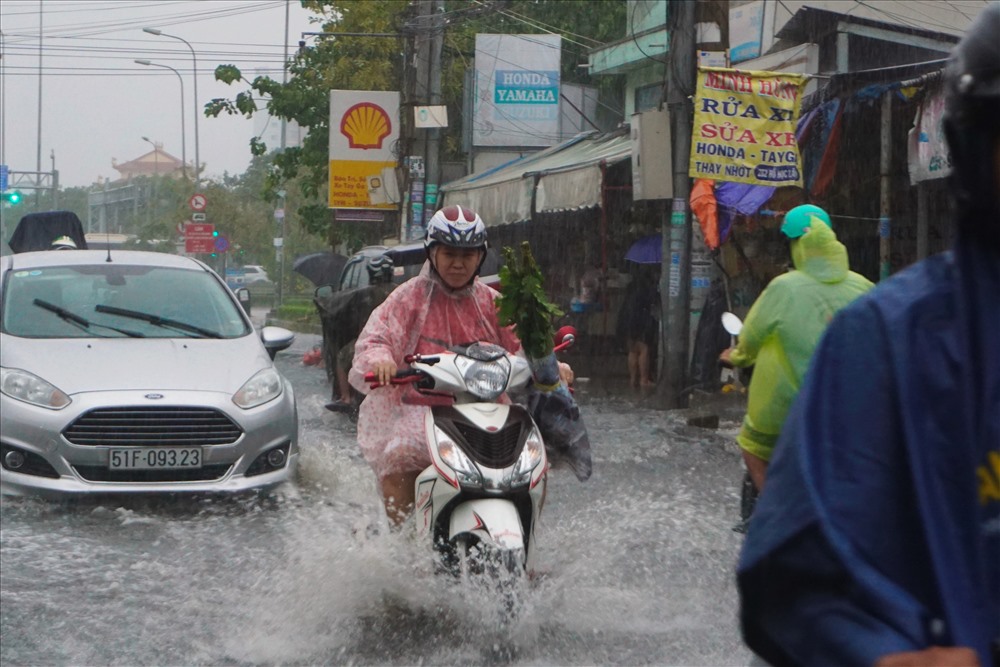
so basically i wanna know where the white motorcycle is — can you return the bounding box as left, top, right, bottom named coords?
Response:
left=364, top=333, right=576, bottom=586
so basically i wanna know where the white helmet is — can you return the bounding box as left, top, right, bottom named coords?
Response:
left=425, top=205, right=488, bottom=250
left=51, top=235, right=78, bottom=250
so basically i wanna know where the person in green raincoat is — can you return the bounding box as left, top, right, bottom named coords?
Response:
left=720, top=205, right=874, bottom=492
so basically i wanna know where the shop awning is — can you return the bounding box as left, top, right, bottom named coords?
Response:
left=440, top=130, right=631, bottom=226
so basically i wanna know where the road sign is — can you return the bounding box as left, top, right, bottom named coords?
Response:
left=184, top=222, right=215, bottom=253
left=274, top=208, right=285, bottom=221
left=186, top=237, right=215, bottom=253
left=188, top=193, right=207, bottom=212
left=214, top=236, right=230, bottom=253
left=191, top=212, right=207, bottom=222
left=0, top=165, right=8, bottom=192
left=184, top=223, right=213, bottom=235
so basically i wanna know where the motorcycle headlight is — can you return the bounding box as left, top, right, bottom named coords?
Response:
left=461, top=357, right=511, bottom=401
left=435, top=425, right=483, bottom=487
left=0, top=367, right=71, bottom=409
left=233, top=368, right=283, bottom=408
left=506, top=426, right=544, bottom=487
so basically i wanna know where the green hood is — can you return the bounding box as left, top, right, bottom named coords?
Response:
left=790, top=220, right=849, bottom=283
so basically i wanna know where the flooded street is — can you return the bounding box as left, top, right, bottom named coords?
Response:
left=1, top=334, right=751, bottom=666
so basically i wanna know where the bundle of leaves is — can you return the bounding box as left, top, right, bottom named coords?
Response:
left=495, top=242, right=563, bottom=360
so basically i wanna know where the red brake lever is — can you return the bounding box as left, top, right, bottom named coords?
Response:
left=363, top=371, right=422, bottom=390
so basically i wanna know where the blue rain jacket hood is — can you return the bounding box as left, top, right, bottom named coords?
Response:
left=737, top=233, right=1000, bottom=665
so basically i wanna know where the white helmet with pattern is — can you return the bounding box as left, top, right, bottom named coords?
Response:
left=425, top=205, right=488, bottom=250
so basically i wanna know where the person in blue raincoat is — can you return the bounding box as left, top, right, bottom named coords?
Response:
left=737, top=5, right=1000, bottom=666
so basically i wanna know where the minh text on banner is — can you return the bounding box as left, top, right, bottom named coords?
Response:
left=689, top=67, right=808, bottom=187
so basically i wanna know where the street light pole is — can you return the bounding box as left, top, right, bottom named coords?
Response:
left=142, top=27, right=199, bottom=189
left=135, top=59, right=187, bottom=180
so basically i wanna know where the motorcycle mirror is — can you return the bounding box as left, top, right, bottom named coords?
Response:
left=721, top=312, right=743, bottom=336
left=554, top=325, right=577, bottom=350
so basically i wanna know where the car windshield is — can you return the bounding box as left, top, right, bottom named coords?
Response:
left=1, top=264, right=251, bottom=339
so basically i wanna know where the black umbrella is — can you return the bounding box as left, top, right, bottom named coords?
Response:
left=292, top=251, right=348, bottom=287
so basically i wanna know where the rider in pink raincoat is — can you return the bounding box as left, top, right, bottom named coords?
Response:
left=349, top=205, right=522, bottom=525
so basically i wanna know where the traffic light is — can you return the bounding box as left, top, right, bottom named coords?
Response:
left=212, top=230, right=219, bottom=237
left=2, top=190, right=22, bottom=205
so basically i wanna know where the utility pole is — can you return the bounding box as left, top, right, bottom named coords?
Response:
left=276, top=0, right=291, bottom=307
left=660, top=0, right=696, bottom=408
left=35, top=1, right=43, bottom=209
left=424, top=0, right=445, bottom=221
left=407, top=0, right=432, bottom=241
left=879, top=91, right=892, bottom=280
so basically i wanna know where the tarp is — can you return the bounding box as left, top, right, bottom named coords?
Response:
left=440, top=130, right=631, bottom=226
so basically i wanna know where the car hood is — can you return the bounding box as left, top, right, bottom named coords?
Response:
left=0, top=334, right=274, bottom=395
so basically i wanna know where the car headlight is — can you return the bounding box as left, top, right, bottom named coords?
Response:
left=506, top=426, right=544, bottom=487
left=461, top=357, right=511, bottom=401
left=0, top=367, right=71, bottom=409
left=435, top=425, right=483, bottom=487
left=233, top=368, right=283, bottom=408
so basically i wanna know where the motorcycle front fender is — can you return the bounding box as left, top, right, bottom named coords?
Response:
left=449, top=499, right=525, bottom=551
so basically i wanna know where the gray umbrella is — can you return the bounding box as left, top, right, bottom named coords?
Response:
left=292, top=251, right=348, bottom=287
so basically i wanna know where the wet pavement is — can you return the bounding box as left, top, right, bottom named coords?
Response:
left=1, top=314, right=753, bottom=666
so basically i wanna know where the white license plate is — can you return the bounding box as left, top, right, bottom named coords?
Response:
left=108, top=448, right=202, bottom=470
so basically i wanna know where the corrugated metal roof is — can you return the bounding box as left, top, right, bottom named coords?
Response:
left=773, top=0, right=990, bottom=39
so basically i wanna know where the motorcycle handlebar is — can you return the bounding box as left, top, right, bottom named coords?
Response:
left=363, top=368, right=424, bottom=389
left=553, top=325, right=577, bottom=353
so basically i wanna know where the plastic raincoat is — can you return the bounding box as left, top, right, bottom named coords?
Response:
left=738, top=237, right=1000, bottom=666
left=730, top=222, right=873, bottom=461
left=349, top=262, right=520, bottom=485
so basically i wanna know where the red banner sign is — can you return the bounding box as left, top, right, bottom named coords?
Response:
left=184, top=223, right=215, bottom=253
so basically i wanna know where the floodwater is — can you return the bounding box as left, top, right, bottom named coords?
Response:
left=0, top=334, right=751, bottom=666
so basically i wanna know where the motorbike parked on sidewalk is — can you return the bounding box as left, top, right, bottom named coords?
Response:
left=363, top=333, right=577, bottom=608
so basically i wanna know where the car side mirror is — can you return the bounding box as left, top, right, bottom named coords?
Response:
left=260, top=326, right=294, bottom=360
left=314, top=284, right=334, bottom=300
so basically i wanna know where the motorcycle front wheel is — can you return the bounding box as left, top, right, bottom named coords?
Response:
left=453, top=536, right=525, bottom=622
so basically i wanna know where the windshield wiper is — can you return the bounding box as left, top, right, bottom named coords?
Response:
left=94, top=304, right=222, bottom=339
left=33, top=299, right=145, bottom=338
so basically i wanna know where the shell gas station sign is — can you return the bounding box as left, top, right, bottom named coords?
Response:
left=328, top=90, right=400, bottom=209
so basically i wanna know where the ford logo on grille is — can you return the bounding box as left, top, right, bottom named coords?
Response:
left=144, top=393, right=164, bottom=400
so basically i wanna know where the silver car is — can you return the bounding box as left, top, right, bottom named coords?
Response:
left=0, top=250, right=298, bottom=497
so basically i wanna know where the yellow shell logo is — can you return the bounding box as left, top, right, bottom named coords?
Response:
left=340, top=102, right=392, bottom=149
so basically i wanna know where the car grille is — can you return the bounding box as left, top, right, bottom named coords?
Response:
left=454, top=421, right=524, bottom=468
left=63, top=407, right=242, bottom=447
left=73, top=464, right=232, bottom=483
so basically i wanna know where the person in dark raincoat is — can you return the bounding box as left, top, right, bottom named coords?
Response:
left=314, top=257, right=395, bottom=411
left=617, top=268, right=659, bottom=389
left=325, top=256, right=396, bottom=412
left=737, top=5, right=1000, bottom=666
left=9, top=211, right=88, bottom=253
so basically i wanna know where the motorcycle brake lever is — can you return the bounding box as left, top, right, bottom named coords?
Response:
left=403, top=354, right=441, bottom=365
left=364, top=369, right=424, bottom=389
